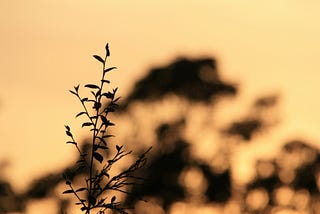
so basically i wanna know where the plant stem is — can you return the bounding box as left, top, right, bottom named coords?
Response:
left=88, top=53, right=108, bottom=213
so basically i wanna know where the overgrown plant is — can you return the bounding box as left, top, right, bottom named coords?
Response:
left=63, top=44, right=150, bottom=214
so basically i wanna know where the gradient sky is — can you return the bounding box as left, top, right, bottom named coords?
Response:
left=1, top=0, right=320, bottom=196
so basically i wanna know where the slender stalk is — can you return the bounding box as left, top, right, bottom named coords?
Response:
left=88, top=52, right=108, bottom=213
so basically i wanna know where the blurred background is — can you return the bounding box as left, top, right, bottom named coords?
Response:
left=1, top=0, right=320, bottom=213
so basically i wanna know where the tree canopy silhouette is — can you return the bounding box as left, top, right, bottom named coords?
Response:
left=122, top=57, right=236, bottom=108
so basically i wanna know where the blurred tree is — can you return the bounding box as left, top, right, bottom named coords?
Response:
left=119, top=57, right=319, bottom=214
left=122, top=58, right=236, bottom=106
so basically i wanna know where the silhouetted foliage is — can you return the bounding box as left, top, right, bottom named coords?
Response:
left=1, top=52, right=319, bottom=214
left=122, top=58, right=236, bottom=109
left=119, top=58, right=319, bottom=213
left=62, top=44, right=150, bottom=214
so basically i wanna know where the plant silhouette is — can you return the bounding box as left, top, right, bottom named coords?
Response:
left=62, top=44, right=151, bottom=214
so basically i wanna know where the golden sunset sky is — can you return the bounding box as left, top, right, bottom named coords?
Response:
left=1, top=0, right=320, bottom=197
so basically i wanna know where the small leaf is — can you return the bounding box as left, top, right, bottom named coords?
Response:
left=66, top=141, right=76, bottom=145
left=93, top=152, right=103, bottom=163
left=96, top=89, right=101, bottom=97
left=65, top=125, right=70, bottom=131
left=62, top=189, right=74, bottom=194
left=75, top=187, right=87, bottom=192
left=84, top=84, right=100, bottom=89
left=65, top=180, right=71, bottom=185
left=101, top=79, right=110, bottom=84
left=100, top=115, right=108, bottom=124
left=86, top=99, right=96, bottom=103
left=81, top=97, right=88, bottom=102
left=76, top=112, right=87, bottom=118
left=74, top=85, right=80, bottom=92
left=111, top=195, right=116, bottom=203
left=102, top=92, right=114, bottom=99
left=93, top=102, right=101, bottom=110
left=93, top=55, right=105, bottom=63
left=66, top=131, right=73, bottom=137
left=100, top=119, right=114, bottom=127
left=69, top=90, right=77, bottom=96
left=82, top=122, right=93, bottom=127
left=108, top=121, right=115, bottom=126
left=104, top=67, right=117, bottom=74
left=116, top=145, right=122, bottom=152
left=81, top=206, right=88, bottom=211
left=113, top=97, right=121, bottom=102
left=105, top=43, right=110, bottom=56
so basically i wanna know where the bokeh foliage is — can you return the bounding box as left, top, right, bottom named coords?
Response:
left=0, top=54, right=319, bottom=214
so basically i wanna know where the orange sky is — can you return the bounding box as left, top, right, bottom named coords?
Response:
left=1, top=1, right=320, bottom=202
